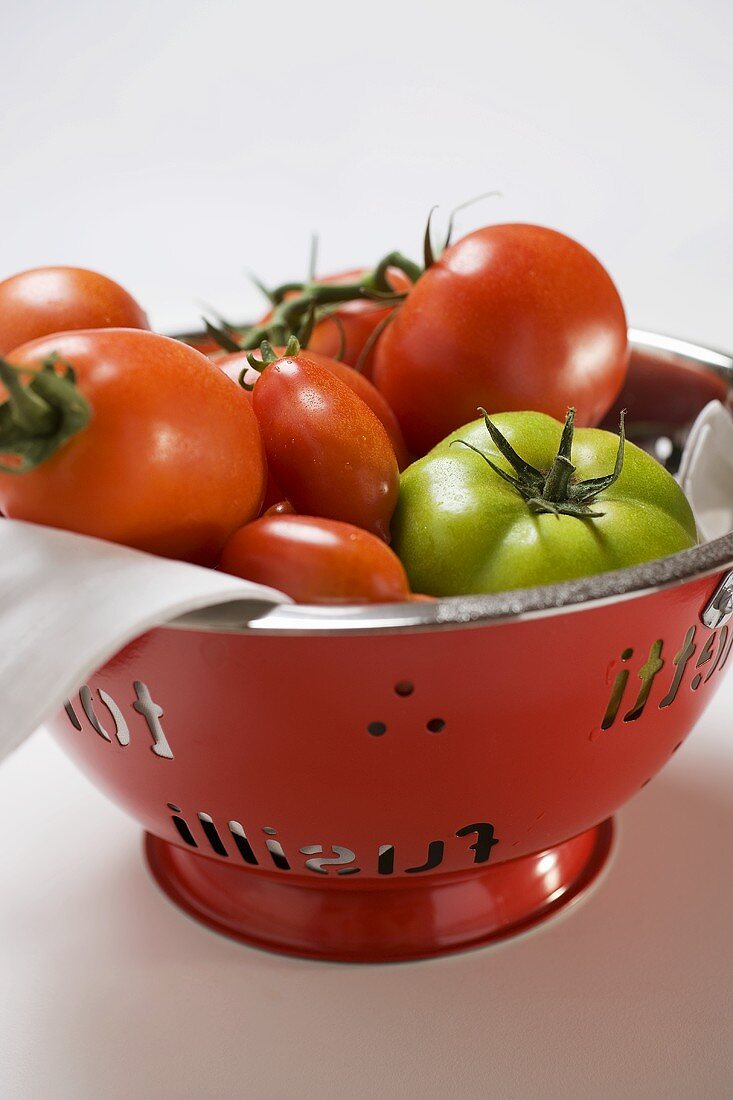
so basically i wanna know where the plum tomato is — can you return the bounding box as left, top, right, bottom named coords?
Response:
left=220, top=515, right=411, bottom=604
left=373, top=224, right=629, bottom=455
left=0, top=266, right=149, bottom=356
left=250, top=342, right=399, bottom=540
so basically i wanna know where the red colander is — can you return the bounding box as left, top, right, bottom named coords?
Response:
left=48, top=330, right=733, bottom=962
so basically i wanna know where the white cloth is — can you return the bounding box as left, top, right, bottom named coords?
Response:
left=678, top=400, right=733, bottom=543
left=0, top=520, right=287, bottom=762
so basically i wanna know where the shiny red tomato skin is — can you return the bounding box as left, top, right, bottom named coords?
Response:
left=219, top=515, right=411, bottom=604
left=218, top=346, right=410, bottom=470
left=251, top=352, right=399, bottom=540
left=373, top=224, right=629, bottom=455
left=0, top=329, right=265, bottom=564
left=0, top=267, right=149, bottom=356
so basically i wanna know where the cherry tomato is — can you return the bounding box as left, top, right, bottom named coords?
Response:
left=0, top=267, right=149, bottom=356
left=218, top=346, right=410, bottom=469
left=0, top=329, right=265, bottom=564
left=220, top=515, right=411, bottom=604
left=251, top=348, right=399, bottom=540
left=373, top=224, right=629, bottom=455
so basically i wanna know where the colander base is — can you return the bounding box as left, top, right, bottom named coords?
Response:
left=144, top=819, right=614, bottom=962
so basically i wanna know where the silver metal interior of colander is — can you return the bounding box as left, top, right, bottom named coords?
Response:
left=170, top=329, right=733, bottom=636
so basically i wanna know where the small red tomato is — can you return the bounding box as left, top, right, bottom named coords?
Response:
left=0, top=329, right=265, bottom=564
left=373, top=224, right=629, bottom=455
left=0, top=267, right=149, bottom=356
left=218, top=346, right=410, bottom=469
left=251, top=347, right=399, bottom=540
left=220, top=515, right=411, bottom=604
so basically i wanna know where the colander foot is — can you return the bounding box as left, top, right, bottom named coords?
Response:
left=143, top=819, right=614, bottom=962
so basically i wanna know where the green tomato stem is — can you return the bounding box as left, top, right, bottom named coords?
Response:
left=542, top=407, right=576, bottom=501
left=542, top=454, right=575, bottom=502
left=454, top=406, right=627, bottom=520
left=0, top=357, right=92, bottom=474
left=231, top=247, right=422, bottom=353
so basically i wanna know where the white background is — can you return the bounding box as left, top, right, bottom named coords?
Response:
left=1, top=1, right=732, bottom=1096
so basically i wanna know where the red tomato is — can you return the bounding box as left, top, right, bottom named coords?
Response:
left=0, top=267, right=149, bottom=356
left=373, top=224, right=629, bottom=455
left=220, top=515, right=411, bottom=604
left=251, top=349, right=399, bottom=540
left=218, top=346, right=410, bottom=469
left=0, top=329, right=265, bottom=564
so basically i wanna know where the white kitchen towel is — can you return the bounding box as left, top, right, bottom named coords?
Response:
left=678, top=400, right=733, bottom=543
left=0, top=520, right=288, bottom=762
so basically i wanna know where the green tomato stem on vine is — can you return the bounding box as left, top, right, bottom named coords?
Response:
left=232, top=249, right=422, bottom=353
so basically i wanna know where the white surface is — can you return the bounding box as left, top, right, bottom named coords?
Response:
left=1, top=704, right=731, bottom=1100
left=1, top=0, right=733, bottom=349
left=1, top=1, right=733, bottom=1097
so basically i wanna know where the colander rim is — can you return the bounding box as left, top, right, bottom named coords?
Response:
left=169, top=327, right=733, bottom=636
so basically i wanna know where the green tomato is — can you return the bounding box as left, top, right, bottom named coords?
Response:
left=392, top=409, right=698, bottom=596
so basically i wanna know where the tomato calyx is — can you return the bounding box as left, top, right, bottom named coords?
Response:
left=453, top=406, right=627, bottom=519
left=237, top=335, right=301, bottom=390
left=0, top=355, right=92, bottom=473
